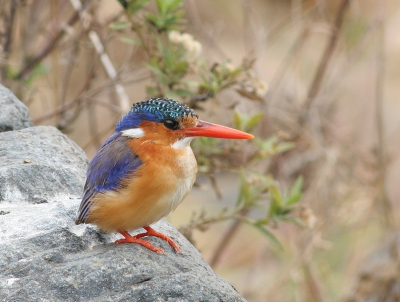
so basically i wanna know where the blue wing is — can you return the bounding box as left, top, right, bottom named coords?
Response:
left=75, top=132, right=142, bottom=224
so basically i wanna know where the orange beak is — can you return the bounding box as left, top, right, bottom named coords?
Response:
left=177, top=120, right=253, bottom=139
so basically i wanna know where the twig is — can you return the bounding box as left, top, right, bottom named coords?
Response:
left=87, top=98, right=124, bottom=113
left=88, top=30, right=131, bottom=112
left=58, top=35, right=81, bottom=126
left=185, top=0, right=229, bottom=60
left=82, top=120, right=118, bottom=150
left=32, top=72, right=149, bottom=124
left=34, top=52, right=97, bottom=127
left=87, top=101, right=103, bottom=149
left=268, top=2, right=314, bottom=42
left=33, top=76, right=94, bottom=125
left=0, top=0, right=18, bottom=81
left=14, top=3, right=84, bottom=80
left=268, top=23, right=311, bottom=105
left=207, top=174, right=222, bottom=200
left=209, top=209, right=249, bottom=268
left=209, top=219, right=241, bottom=268
left=66, top=58, right=98, bottom=129
left=374, top=1, right=393, bottom=229
left=34, top=96, right=81, bottom=125
left=304, top=0, right=350, bottom=110
left=324, top=20, right=380, bottom=95
left=303, top=262, right=324, bottom=302
left=69, top=0, right=131, bottom=113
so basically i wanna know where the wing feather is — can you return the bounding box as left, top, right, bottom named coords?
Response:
left=75, top=132, right=142, bottom=224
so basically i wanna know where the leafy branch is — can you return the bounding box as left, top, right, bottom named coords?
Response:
left=115, top=0, right=263, bottom=104
left=180, top=170, right=303, bottom=253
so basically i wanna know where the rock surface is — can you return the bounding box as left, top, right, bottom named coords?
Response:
left=0, top=84, right=33, bottom=132
left=0, top=85, right=246, bottom=302
left=0, top=126, right=88, bottom=204
left=0, top=200, right=245, bottom=302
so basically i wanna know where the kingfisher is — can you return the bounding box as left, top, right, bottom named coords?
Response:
left=75, top=98, right=253, bottom=254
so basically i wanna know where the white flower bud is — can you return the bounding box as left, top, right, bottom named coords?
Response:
left=299, top=207, right=317, bottom=229
left=255, top=79, right=268, bottom=97
left=168, top=30, right=183, bottom=44
left=225, top=62, right=236, bottom=73
left=180, top=33, right=194, bottom=44
left=188, top=40, right=202, bottom=59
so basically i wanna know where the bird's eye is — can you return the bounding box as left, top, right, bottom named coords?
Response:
left=163, top=119, right=179, bottom=130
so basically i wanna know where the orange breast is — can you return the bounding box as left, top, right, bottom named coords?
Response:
left=86, top=136, right=197, bottom=233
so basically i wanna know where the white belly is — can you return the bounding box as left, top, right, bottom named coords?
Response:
left=152, top=145, right=197, bottom=221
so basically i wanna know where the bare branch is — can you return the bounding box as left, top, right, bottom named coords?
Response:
left=14, top=2, right=85, bottom=80
left=304, top=0, right=350, bottom=110
left=374, top=0, right=393, bottom=229
left=69, top=0, right=131, bottom=113
left=209, top=209, right=248, bottom=268
left=0, top=0, right=18, bottom=81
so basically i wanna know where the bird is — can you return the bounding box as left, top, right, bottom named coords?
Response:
left=75, top=97, right=253, bottom=254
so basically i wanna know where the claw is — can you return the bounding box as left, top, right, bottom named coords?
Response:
left=116, top=227, right=181, bottom=253
left=136, top=226, right=181, bottom=253
left=116, top=231, right=165, bottom=254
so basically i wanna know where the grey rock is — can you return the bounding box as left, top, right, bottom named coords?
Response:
left=0, top=84, right=33, bottom=132
left=0, top=199, right=246, bottom=302
left=0, top=126, right=87, bottom=203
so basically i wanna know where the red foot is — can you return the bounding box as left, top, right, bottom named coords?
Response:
left=135, top=226, right=181, bottom=253
left=115, top=231, right=164, bottom=254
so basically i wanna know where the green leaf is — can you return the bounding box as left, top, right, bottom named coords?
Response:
left=172, top=60, right=188, bottom=74
left=278, top=208, right=292, bottom=215
left=255, top=137, right=274, bottom=153
left=245, top=113, right=263, bottom=131
left=156, top=0, right=182, bottom=15
left=168, top=0, right=183, bottom=12
left=290, top=176, right=303, bottom=198
left=279, top=216, right=304, bottom=227
left=165, top=90, right=179, bottom=100
left=235, top=170, right=247, bottom=207
left=155, top=0, right=166, bottom=14
left=146, top=13, right=159, bottom=26
left=25, top=63, right=50, bottom=86
left=109, top=21, right=129, bottom=30
left=274, top=142, right=294, bottom=153
left=119, top=0, right=151, bottom=14
left=197, top=165, right=210, bottom=173
left=146, top=63, right=168, bottom=86
left=233, top=111, right=242, bottom=130
left=145, top=86, right=158, bottom=97
left=174, top=88, right=194, bottom=98
left=284, top=193, right=302, bottom=207
left=283, top=176, right=303, bottom=206
left=253, top=136, right=294, bottom=159
left=119, top=36, right=140, bottom=45
left=255, top=217, right=269, bottom=225
left=149, top=0, right=183, bottom=30
left=6, top=67, right=17, bottom=79
left=268, top=185, right=282, bottom=216
left=248, top=203, right=268, bottom=210
left=233, top=111, right=263, bottom=132
left=252, top=224, right=282, bottom=249
left=184, top=80, right=200, bottom=87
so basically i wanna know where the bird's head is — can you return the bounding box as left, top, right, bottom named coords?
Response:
left=116, top=98, right=253, bottom=148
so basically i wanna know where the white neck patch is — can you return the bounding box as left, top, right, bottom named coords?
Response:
left=172, top=137, right=194, bottom=149
left=121, top=128, right=145, bottom=138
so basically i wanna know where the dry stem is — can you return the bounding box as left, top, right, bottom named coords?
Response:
left=304, top=0, right=350, bottom=110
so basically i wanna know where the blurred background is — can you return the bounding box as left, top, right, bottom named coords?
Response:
left=1, top=0, right=399, bottom=301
